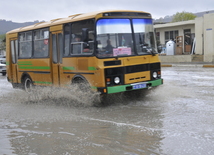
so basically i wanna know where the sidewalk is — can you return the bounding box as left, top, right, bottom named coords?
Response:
left=161, top=62, right=214, bottom=68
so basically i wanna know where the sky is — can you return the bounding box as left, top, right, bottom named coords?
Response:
left=0, top=0, right=214, bottom=23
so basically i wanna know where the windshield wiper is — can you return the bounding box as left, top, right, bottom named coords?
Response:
left=140, top=44, right=156, bottom=56
left=138, top=34, right=156, bottom=56
left=147, top=48, right=156, bottom=56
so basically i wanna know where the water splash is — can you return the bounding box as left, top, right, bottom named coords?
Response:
left=0, top=82, right=166, bottom=107
left=28, top=85, right=103, bottom=107
left=1, top=85, right=102, bottom=107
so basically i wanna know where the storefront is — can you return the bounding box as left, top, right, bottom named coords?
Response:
left=154, top=13, right=214, bottom=62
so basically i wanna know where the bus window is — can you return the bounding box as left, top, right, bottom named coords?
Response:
left=64, top=24, right=70, bottom=56
left=96, top=19, right=134, bottom=58
left=10, top=40, right=16, bottom=63
left=15, top=40, right=18, bottom=60
left=52, top=33, right=63, bottom=63
left=52, top=34, right=57, bottom=63
left=58, top=33, right=63, bottom=63
left=70, top=19, right=94, bottom=55
left=71, top=35, right=82, bottom=54
left=33, top=28, right=49, bottom=57
left=19, top=32, right=32, bottom=58
left=133, top=19, right=157, bottom=55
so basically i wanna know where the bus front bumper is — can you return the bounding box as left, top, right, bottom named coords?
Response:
left=97, top=79, right=163, bottom=94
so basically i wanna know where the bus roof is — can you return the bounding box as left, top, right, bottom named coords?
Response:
left=7, top=10, right=151, bottom=34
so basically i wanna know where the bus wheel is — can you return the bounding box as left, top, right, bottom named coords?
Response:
left=72, top=77, right=90, bottom=92
left=23, top=76, right=33, bottom=92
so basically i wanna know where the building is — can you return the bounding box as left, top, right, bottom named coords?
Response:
left=154, top=12, right=214, bottom=63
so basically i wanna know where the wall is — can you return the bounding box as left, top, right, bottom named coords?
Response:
left=195, top=17, right=204, bottom=55
left=159, top=55, right=192, bottom=63
left=203, top=13, right=214, bottom=62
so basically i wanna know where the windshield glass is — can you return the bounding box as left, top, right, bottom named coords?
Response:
left=96, top=19, right=134, bottom=58
left=96, top=18, right=157, bottom=58
left=133, top=19, right=157, bottom=55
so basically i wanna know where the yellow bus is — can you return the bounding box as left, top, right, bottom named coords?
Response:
left=6, top=10, right=163, bottom=96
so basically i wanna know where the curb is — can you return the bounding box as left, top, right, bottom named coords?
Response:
left=203, top=65, right=214, bottom=68
left=161, top=64, right=172, bottom=67
left=161, top=64, right=214, bottom=68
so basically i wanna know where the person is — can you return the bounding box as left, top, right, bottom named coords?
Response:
left=42, top=45, right=48, bottom=57
left=34, top=47, right=44, bottom=57
left=74, top=35, right=81, bottom=42
left=105, top=39, right=114, bottom=54
left=72, top=35, right=82, bottom=54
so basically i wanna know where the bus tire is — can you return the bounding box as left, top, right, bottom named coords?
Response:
left=72, top=76, right=90, bottom=92
left=22, top=76, right=33, bottom=92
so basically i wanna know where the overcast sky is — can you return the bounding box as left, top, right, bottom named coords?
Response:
left=0, top=0, right=214, bottom=22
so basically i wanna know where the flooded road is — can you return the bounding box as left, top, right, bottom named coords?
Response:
left=0, top=67, right=214, bottom=155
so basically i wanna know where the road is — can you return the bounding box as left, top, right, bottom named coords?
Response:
left=0, top=67, right=214, bottom=155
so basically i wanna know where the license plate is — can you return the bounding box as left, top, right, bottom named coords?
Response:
left=132, top=83, right=147, bottom=89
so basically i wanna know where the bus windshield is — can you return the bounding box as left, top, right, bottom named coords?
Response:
left=96, top=18, right=157, bottom=58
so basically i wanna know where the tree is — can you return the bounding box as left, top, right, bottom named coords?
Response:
left=0, top=34, right=6, bottom=51
left=172, top=11, right=196, bottom=22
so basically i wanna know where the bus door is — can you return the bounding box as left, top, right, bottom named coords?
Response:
left=10, top=39, right=18, bottom=86
left=51, top=32, right=63, bottom=86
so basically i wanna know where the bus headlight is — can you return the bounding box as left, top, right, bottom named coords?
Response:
left=153, top=71, right=158, bottom=79
left=114, top=77, right=120, bottom=84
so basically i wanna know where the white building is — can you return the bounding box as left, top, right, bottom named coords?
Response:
left=154, top=12, right=214, bottom=63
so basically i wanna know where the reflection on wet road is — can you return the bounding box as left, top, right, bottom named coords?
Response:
left=0, top=67, right=214, bottom=155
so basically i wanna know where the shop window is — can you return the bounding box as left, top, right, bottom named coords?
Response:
left=165, top=30, right=178, bottom=43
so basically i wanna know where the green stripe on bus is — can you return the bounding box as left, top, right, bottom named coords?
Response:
left=107, top=85, right=126, bottom=94
left=150, top=78, right=163, bottom=87
left=88, top=67, right=96, bottom=71
left=34, top=81, right=52, bottom=84
left=107, top=79, right=163, bottom=94
left=63, top=66, right=75, bottom=70
left=91, top=86, right=97, bottom=89
left=18, top=64, right=32, bottom=66
left=18, top=61, right=32, bottom=65
left=19, top=66, right=50, bottom=70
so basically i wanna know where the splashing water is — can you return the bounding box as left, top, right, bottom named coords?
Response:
left=1, top=85, right=101, bottom=107
left=29, top=85, right=103, bottom=106
left=1, top=80, right=165, bottom=107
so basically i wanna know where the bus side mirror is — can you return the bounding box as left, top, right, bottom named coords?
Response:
left=82, top=28, right=89, bottom=42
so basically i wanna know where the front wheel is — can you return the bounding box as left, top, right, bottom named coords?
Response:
left=23, top=76, right=33, bottom=92
left=72, top=77, right=91, bottom=92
